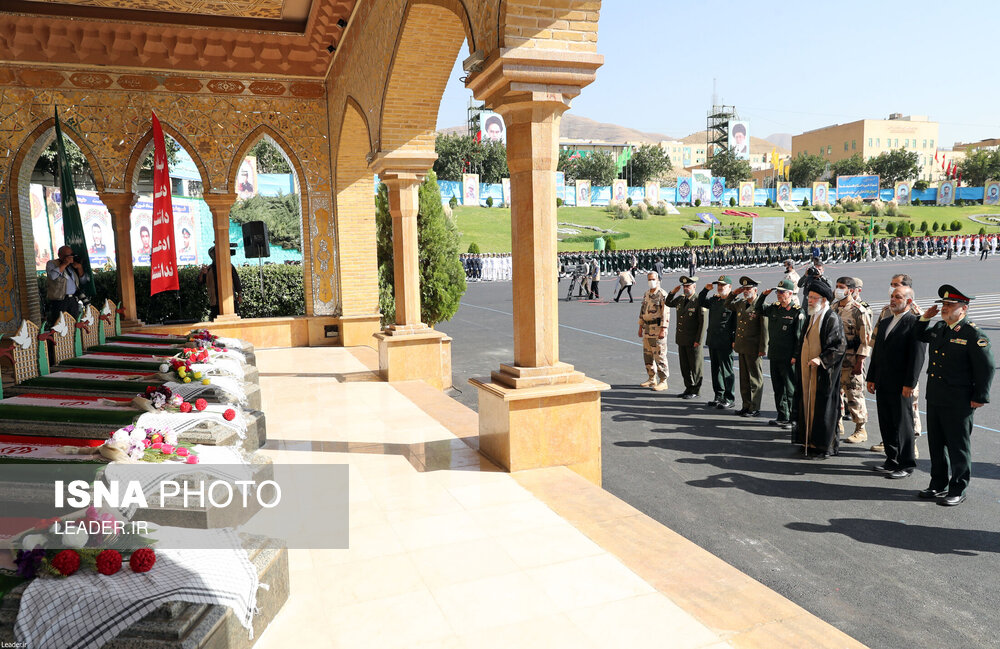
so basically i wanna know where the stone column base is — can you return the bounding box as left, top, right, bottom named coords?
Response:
left=121, top=319, right=144, bottom=331
left=213, top=313, right=242, bottom=323
left=338, top=314, right=382, bottom=348
left=374, top=328, right=452, bottom=390
left=469, top=376, right=610, bottom=486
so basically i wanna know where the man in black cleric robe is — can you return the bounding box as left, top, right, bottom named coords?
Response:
left=794, top=280, right=847, bottom=458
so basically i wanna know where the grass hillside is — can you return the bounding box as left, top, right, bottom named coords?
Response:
left=451, top=205, right=1000, bottom=253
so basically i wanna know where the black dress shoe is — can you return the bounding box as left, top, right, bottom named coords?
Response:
left=736, top=408, right=749, bottom=416
left=806, top=452, right=830, bottom=461
left=872, top=465, right=894, bottom=473
left=705, top=399, right=719, bottom=408
left=717, top=400, right=735, bottom=409
left=779, top=421, right=793, bottom=430
left=918, top=487, right=947, bottom=499
left=746, top=410, right=761, bottom=417
left=938, top=494, right=966, bottom=506
left=681, top=392, right=697, bottom=400
left=887, top=469, right=913, bottom=479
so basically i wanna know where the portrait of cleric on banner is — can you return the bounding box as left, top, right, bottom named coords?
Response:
left=729, top=120, right=750, bottom=160
left=478, top=110, right=505, bottom=144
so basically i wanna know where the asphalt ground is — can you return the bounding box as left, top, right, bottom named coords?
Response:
left=438, top=254, right=1000, bottom=649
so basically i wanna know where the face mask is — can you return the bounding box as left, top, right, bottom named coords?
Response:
left=834, top=288, right=847, bottom=301
left=648, top=281, right=658, bottom=290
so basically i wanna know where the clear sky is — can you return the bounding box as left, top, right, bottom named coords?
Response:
left=436, top=0, right=999, bottom=148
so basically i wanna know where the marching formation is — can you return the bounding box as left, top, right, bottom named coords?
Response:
left=460, top=253, right=512, bottom=281
left=637, top=262, right=995, bottom=507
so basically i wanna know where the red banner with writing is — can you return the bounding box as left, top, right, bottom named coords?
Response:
left=149, top=111, right=179, bottom=295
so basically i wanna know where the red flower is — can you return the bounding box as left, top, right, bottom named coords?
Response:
left=51, top=549, right=81, bottom=576
left=195, top=398, right=208, bottom=412
left=96, top=549, right=122, bottom=575
left=185, top=455, right=199, bottom=464
left=180, top=402, right=193, bottom=413
left=223, top=408, right=236, bottom=421
left=129, top=548, right=156, bottom=573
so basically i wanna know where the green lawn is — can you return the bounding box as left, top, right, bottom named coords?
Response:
left=452, top=205, right=1000, bottom=253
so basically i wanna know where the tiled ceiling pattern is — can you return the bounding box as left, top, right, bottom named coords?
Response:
left=19, top=0, right=289, bottom=20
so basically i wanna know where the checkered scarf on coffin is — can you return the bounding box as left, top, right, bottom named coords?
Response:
left=135, top=404, right=248, bottom=441
left=103, top=445, right=252, bottom=519
left=213, top=336, right=247, bottom=351
left=191, top=357, right=245, bottom=380
left=164, top=376, right=247, bottom=406
left=14, top=529, right=260, bottom=649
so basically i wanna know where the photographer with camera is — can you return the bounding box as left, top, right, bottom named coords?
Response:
left=45, top=245, right=88, bottom=326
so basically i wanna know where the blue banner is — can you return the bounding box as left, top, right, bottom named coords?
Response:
left=555, top=172, right=565, bottom=202
left=711, top=178, right=726, bottom=204
left=836, top=175, right=880, bottom=200
left=697, top=212, right=720, bottom=225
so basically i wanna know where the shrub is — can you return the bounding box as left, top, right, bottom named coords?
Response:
left=605, top=236, right=617, bottom=251
left=838, top=224, right=848, bottom=236
left=556, top=197, right=563, bottom=207
left=802, top=197, right=810, bottom=207
left=951, top=220, right=962, bottom=231
left=765, top=198, right=774, bottom=207
left=849, top=223, right=860, bottom=236
left=980, top=227, right=987, bottom=235
left=730, top=197, right=737, bottom=207
left=485, top=195, right=494, bottom=208
left=884, top=200, right=899, bottom=217
left=912, top=198, right=921, bottom=206
left=631, top=203, right=649, bottom=220
left=449, top=196, right=458, bottom=210
left=873, top=224, right=881, bottom=234
left=932, top=221, right=940, bottom=231
left=886, top=222, right=896, bottom=234
left=626, top=196, right=633, bottom=207
left=694, top=198, right=701, bottom=207
left=468, top=242, right=480, bottom=253
left=687, top=229, right=699, bottom=239
left=807, top=227, right=817, bottom=238
left=866, top=200, right=885, bottom=217
left=683, top=240, right=692, bottom=247
left=919, top=220, right=928, bottom=231
left=702, top=229, right=712, bottom=239
left=831, top=203, right=844, bottom=213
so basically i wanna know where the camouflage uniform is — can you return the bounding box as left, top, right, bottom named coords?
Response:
left=639, top=286, right=670, bottom=386
left=834, top=296, right=873, bottom=437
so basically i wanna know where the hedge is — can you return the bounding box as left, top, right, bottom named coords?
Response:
left=37, top=264, right=305, bottom=323
left=559, top=232, right=631, bottom=244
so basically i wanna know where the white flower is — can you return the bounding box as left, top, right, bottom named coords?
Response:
left=163, top=430, right=178, bottom=445
left=111, top=429, right=130, bottom=446
left=130, top=428, right=146, bottom=444
left=129, top=447, right=145, bottom=462
left=159, top=363, right=170, bottom=373
left=21, top=533, right=46, bottom=550
left=63, top=526, right=89, bottom=549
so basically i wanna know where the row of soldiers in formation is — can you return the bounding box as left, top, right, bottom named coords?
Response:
left=558, top=233, right=998, bottom=279
left=459, top=253, right=512, bottom=281
left=637, top=267, right=994, bottom=506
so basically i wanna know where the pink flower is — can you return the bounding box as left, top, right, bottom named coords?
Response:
left=151, top=442, right=163, bottom=450
left=185, top=456, right=199, bottom=464
left=160, top=444, right=175, bottom=455
left=175, top=447, right=190, bottom=457
left=143, top=438, right=152, bottom=448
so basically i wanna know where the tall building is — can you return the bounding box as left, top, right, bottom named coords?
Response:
left=791, top=114, right=958, bottom=183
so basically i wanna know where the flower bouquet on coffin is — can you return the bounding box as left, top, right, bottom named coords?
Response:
left=61, top=422, right=201, bottom=464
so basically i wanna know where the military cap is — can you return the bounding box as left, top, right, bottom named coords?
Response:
left=935, top=284, right=974, bottom=304
left=853, top=277, right=864, bottom=288
left=774, top=279, right=796, bottom=292
left=739, top=276, right=759, bottom=287
left=679, top=275, right=698, bottom=285
left=808, top=280, right=834, bottom=301
left=717, top=275, right=733, bottom=285
left=835, top=276, right=858, bottom=289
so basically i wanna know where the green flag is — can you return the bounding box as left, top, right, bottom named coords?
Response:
left=54, top=107, right=95, bottom=298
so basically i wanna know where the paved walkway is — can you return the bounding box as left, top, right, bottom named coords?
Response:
left=252, top=347, right=867, bottom=649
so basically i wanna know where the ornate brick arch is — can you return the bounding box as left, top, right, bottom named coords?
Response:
left=377, top=0, right=470, bottom=154
left=124, top=120, right=213, bottom=194
left=10, top=117, right=107, bottom=194
left=228, top=124, right=316, bottom=313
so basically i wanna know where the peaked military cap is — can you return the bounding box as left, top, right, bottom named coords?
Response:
left=717, top=275, right=733, bottom=285
left=853, top=277, right=864, bottom=288
left=774, top=279, right=796, bottom=292
left=935, top=284, right=974, bottom=304
left=679, top=275, right=698, bottom=285
left=739, top=276, right=759, bottom=287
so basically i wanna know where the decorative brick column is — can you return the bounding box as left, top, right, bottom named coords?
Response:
left=202, top=193, right=239, bottom=321
left=98, top=191, right=140, bottom=328
left=466, top=49, right=607, bottom=485
left=369, top=151, right=452, bottom=389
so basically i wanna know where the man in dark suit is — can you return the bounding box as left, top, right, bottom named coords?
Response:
left=867, top=285, right=926, bottom=478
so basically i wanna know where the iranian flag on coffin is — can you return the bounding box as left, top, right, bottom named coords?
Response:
left=1, top=394, right=134, bottom=410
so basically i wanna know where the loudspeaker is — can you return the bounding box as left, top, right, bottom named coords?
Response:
left=242, top=221, right=270, bottom=259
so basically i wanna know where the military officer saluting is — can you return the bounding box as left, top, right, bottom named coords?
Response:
left=666, top=275, right=708, bottom=399
left=638, top=271, right=670, bottom=391
left=756, top=279, right=807, bottom=429
left=915, top=285, right=995, bottom=506
left=727, top=276, right=769, bottom=417
left=699, top=275, right=737, bottom=409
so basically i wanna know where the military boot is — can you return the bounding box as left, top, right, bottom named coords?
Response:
left=844, top=424, right=868, bottom=444
left=652, top=381, right=668, bottom=391
left=640, top=378, right=655, bottom=388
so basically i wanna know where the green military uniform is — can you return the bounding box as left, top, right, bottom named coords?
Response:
left=665, top=276, right=707, bottom=398
left=833, top=278, right=873, bottom=439
left=726, top=276, right=769, bottom=414
left=915, top=285, right=995, bottom=504
left=639, top=285, right=670, bottom=387
left=699, top=276, right=736, bottom=407
left=756, top=279, right=806, bottom=426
